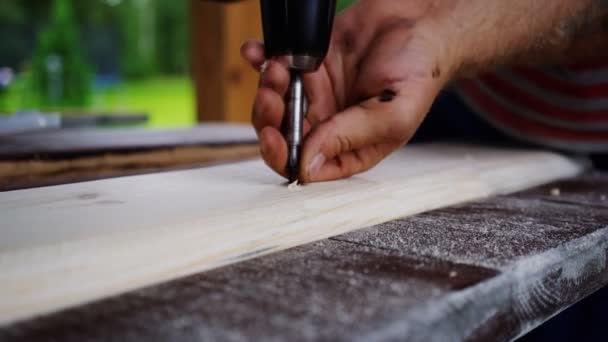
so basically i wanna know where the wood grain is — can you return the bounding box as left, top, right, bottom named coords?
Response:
left=0, top=145, right=584, bottom=326
left=1, top=175, right=606, bottom=341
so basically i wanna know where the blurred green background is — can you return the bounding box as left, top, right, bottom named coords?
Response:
left=0, top=0, right=354, bottom=128
left=337, top=0, right=352, bottom=12
left=0, top=0, right=193, bottom=127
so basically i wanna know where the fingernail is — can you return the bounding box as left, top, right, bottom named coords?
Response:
left=258, top=62, right=269, bottom=88
left=260, top=61, right=269, bottom=74
left=307, top=153, right=325, bottom=179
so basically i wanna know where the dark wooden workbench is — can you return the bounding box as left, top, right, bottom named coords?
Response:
left=0, top=124, right=259, bottom=191
left=0, top=171, right=606, bottom=341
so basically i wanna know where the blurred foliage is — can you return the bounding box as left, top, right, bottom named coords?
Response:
left=119, top=0, right=189, bottom=78
left=337, top=0, right=354, bottom=12
left=155, top=1, right=189, bottom=75
left=0, top=0, right=191, bottom=122
left=28, top=0, right=93, bottom=107
left=0, top=71, right=30, bottom=113
left=0, top=2, right=33, bottom=71
left=119, top=0, right=157, bottom=78
left=0, top=0, right=189, bottom=78
left=0, top=0, right=192, bottom=125
left=0, top=2, right=25, bottom=22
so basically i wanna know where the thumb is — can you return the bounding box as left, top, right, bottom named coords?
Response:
left=240, top=40, right=265, bottom=71
left=300, top=94, right=420, bottom=182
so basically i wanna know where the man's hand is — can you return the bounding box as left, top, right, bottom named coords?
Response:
left=242, top=0, right=607, bottom=183
left=242, top=0, right=452, bottom=182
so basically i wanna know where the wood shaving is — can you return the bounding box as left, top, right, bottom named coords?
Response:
left=550, top=188, right=561, bottom=197
left=287, top=180, right=301, bottom=191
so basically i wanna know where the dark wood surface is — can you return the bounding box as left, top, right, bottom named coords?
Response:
left=0, top=124, right=257, bottom=160
left=0, top=124, right=259, bottom=191
left=1, top=172, right=606, bottom=341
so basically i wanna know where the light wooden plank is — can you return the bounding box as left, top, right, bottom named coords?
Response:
left=0, top=144, right=584, bottom=325
left=2, top=179, right=607, bottom=340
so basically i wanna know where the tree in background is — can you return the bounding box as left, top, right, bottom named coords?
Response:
left=155, top=0, right=189, bottom=75
left=119, top=0, right=189, bottom=78
left=1, top=0, right=190, bottom=81
left=28, top=0, right=92, bottom=108
left=119, top=0, right=158, bottom=79
left=0, top=2, right=32, bottom=71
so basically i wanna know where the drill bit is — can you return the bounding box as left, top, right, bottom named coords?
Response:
left=283, top=70, right=305, bottom=184
left=258, top=0, right=336, bottom=184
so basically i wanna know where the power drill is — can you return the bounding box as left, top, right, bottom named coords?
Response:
left=203, top=0, right=337, bottom=183
left=260, top=0, right=337, bottom=183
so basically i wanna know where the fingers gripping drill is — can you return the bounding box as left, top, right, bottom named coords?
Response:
left=207, top=0, right=337, bottom=183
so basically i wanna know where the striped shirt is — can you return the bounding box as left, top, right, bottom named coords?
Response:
left=455, top=64, right=608, bottom=152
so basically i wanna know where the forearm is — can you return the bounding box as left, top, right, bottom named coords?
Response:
left=435, top=0, right=608, bottom=76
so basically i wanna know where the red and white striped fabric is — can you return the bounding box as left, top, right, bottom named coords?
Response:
left=455, top=63, right=608, bottom=152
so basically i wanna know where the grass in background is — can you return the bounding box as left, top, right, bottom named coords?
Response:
left=0, top=74, right=29, bottom=113
left=92, top=77, right=196, bottom=127
left=0, top=76, right=196, bottom=128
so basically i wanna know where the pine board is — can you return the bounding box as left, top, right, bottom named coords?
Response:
left=2, top=174, right=607, bottom=341
left=0, top=144, right=584, bottom=326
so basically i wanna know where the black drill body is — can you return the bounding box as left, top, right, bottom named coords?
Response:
left=260, top=0, right=335, bottom=69
left=260, top=0, right=336, bottom=183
